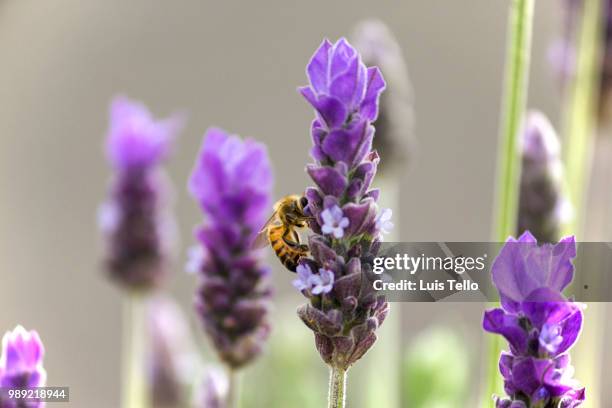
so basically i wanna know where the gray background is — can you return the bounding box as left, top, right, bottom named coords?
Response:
left=0, top=1, right=608, bottom=407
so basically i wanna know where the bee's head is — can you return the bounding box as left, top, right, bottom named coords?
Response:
left=298, top=196, right=308, bottom=212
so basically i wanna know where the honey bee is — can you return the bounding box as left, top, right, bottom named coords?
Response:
left=253, top=195, right=311, bottom=272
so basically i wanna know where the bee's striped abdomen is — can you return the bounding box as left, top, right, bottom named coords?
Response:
left=268, top=224, right=307, bottom=272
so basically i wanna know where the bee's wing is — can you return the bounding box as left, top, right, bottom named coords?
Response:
left=252, top=212, right=279, bottom=249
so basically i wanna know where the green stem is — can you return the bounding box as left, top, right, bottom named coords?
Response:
left=486, top=1, right=534, bottom=406
left=494, top=0, right=534, bottom=242
left=327, top=366, right=347, bottom=408
left=227, top=369, right=241, bottom=408
left=122, top=294, right=149, bottom=408
left=560, top=0, right=602, bottom=238
left=560, top=1, right=604, bottom=407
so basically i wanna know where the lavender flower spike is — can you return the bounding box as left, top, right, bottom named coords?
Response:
left=483, top=232, right=585, bottom=407
left=517, top=111, right=570, bottom=243
left=99, top=96, right=183, bottom=290
left=189, top=127, right=273, bottom=368
left=296, top=38, right=389, bottom=372
left=0, top=326, right=46, bottom=408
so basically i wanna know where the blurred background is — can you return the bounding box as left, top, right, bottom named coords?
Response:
left=0, top=1, right=609, bottom=407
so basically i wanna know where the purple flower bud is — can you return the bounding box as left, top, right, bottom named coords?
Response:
left=352, top=20, right=416, bottom=173
left=99, top=96, right=183, bottom=291
left=295, top=39, right=390, bottom=370
left=483, top=233, right=585, bottom=406
left=188, top=128, right=273, bottom=369
left=518, top=112, right=570, bottom=243
left=0, top=326, right=46, bottom=408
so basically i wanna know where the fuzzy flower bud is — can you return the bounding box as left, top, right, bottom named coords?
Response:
left=517, top=112, right=569, bottom=243
left=99, top=96, right=183, bottom=290
left=188, top=128, right=273, bottom=369
left=146, top=296, right=200, bottom=408
left=296, top=38, right=389, bottom=370
left=352, top=19, right=416, bottom=173
left=193, top=366, right=228, bottom=408
left=0, top=326, right=46, bottom=408
left=483, top=232, right=585, bottom=407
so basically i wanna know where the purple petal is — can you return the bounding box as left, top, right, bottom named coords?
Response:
left=483, top=308, right=528, bottom=354
left=511, top=357, right=553, bottom=396
left=307, top=39, right=333, bottom=93
left=360, top=67, right=386, bottom=121
left=306, top=165, right=347, bottom=197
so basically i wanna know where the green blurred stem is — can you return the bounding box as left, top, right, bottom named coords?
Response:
left=560, top=0, right=602, bottom=237
left=123, top=294, right=149, bottom=408
left=227, top=369, right=241, bottom=408
left=494, top=0, right=534, bottom=242
left=328, top=366, right=347, bottom=408
left=486, top=0, right=534, bottom=406
left=560, top=1, right=604, bottom=407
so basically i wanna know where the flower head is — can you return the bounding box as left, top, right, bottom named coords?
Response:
left=189, top=128, right=273, bottom=368
left=106, top=96, right=182, bottom=170
left=0, top=326, right=46, bottom=408
left=100, top=96, right=182, bottom=290
left=295, top=39, right=389, bottom=370
left=518, top=112, right=569, bottom=242
left=483, top=232, right=584, bottom=407
left=189, top=127, right=273, bottom=232
left=300, top=38, right=385, bottom=128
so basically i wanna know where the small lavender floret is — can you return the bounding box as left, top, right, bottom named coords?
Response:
left=517, top=112, right=569, bottom=243
left=99, top=96, right=183, bottom=290
left=296, top=38, right=389, bottom=370
left=188, top=128, right=273, bottom=369
left=483, top=232, right=585, bottom=407
left=0, top=326, right=46, bottom=408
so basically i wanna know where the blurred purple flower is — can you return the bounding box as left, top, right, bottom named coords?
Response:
left=99, top=96, right=183, bottom=290
left=188, top=127, right=273, bottom=369
left=483, top=232, right=585, bottom=407
left=295, top=38, right=389, bottom=370
left=193, top=366, right=228, bottom=408
left=352, top=19, right=416, bottom=173
left=146, top=296, right=201, bottom=408
left=0, top=326, right=46, bottom=408
left=518, top=112, right=570, bottom=243
left=106, top=96, right=182, bottom=170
